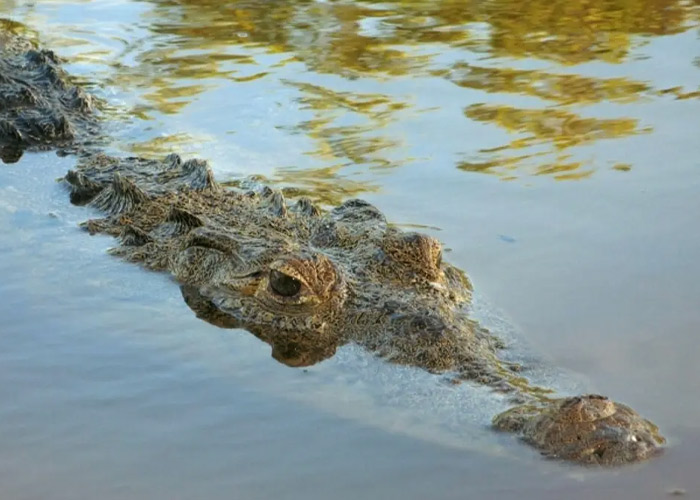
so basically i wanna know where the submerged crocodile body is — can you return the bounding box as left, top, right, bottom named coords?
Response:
left=0, top=24, right=98, bottom=163
left=1, top=28, right=665, bottom=466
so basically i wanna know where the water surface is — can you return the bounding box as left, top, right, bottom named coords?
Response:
left=1, top=0, right=699, bottom=498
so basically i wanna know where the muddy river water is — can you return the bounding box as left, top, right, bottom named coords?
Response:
left=1, top=0, right=699, bottom=498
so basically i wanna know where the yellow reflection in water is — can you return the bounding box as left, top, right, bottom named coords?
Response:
left=124, top=0, right=696, bottom=187
left=128, top=132, right=214, bottom=157
left=434, top=63, right=653, bottom=106
left=144, top=0, right=695, bottom=66
left=460, top=103, right=645, bottom=178
left=282, top=81, right=408, bottom=170
left=221, top=165, right=380, bottom=208
left=10, top=0, right=697, bottom=189
left=477, top=0, right=692, bottom=64
left=274, top=165, right=381, bottom=207
left=660, top=86, right=700, bottom=100
left=0, top=17, right=37, bottom=45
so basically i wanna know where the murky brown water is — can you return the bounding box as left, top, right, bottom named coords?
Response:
left=1, top=0, right=699, bottom=498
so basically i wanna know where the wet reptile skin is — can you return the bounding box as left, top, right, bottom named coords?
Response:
left=63, top=152, right=665, bottom=466
left=0, top=26, right=98, bottom=163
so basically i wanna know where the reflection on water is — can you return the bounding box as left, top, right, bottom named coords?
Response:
left=142, top=0, right=696, bottom=69
left=274, top=166, right=381, bottom=208
left=76, top=0, right=699, bottom=187
left=127, top=131, right=214, bottom=156
left=460, top=104, right=644, bottom=179
left=281, top=80, right=408, bottom=171
left=434, top=63, right=654, bottom=106
left=182, top=285, right=339, bottom=367
left=6, top=0, right=688, bottom=187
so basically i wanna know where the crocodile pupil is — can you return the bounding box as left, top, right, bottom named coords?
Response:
left=270, top=270, right=302, bottom=297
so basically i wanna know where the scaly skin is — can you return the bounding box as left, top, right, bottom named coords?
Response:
left=66, top=153, right=496, bottom=379
left=0, top=24, right=98, bottom=163
left=493, top=395, right=664, bottom=465
left=63, top=153, right=666, bottom=466
left=2, top=25, right=665, bottom=465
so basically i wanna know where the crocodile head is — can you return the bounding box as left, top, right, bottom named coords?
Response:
left=66, top=154, right=491, bottom=372
left=166, top=195, right=483, bottom=372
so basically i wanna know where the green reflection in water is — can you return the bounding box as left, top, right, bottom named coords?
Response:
left=127, top=0, right=697, bottom=188
left=461, top=103, right=646, bottom=179
left=281, top=80, right=408, bottom=170
left=145, top=0, right=697, bottom=67
left=8, top=0, right=698, bottom=192
left=0, top=17, right=39, bottom=51
left=0, top=17, right=32, bottom=36
left=128, top=132, right=215, bottom=157
left=226, top=164, right=382, bottom=208
left=434, top=63, right=653, bottom=106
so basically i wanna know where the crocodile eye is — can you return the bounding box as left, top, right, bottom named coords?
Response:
left=269, top=269, right=302, bottom=297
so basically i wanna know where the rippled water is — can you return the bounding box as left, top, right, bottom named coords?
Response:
left=1, top=0, right=699, bottom=498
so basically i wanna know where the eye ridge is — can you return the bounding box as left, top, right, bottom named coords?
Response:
left=269, top=269, right=302, bottom=297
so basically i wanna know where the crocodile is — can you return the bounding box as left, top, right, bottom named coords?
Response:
left=2, top=27, right=665, bottom=466
left=63, top=152, right=665, bottom=466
